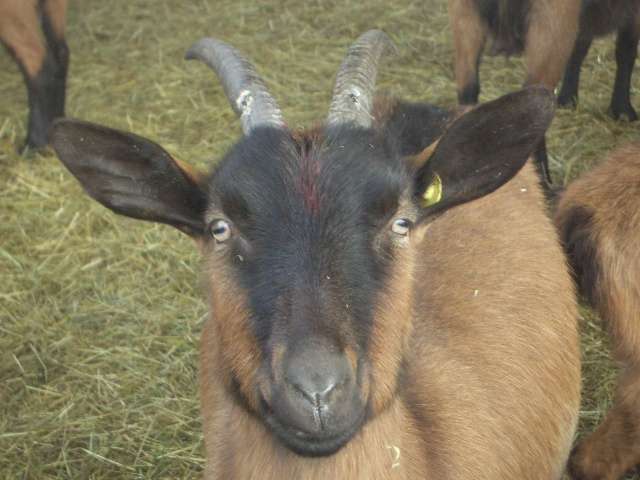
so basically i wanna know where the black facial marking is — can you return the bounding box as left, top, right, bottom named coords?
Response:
left=209, top=126, right=412, bottom=353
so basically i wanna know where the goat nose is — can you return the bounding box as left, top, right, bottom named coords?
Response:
left=284, top=346, right=353, bottom=430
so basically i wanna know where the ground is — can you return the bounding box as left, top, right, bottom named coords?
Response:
left=0, top=0, right=638, bottom=478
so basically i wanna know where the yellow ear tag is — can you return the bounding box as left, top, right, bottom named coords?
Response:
left=422, top=173, right=442, bottom=207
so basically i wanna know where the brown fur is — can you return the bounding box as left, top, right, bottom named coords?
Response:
left=447, top=0, right=580, bottom=103
left=0, top=0, right=68, bottom=150
left=524, top=0, right=582, bottom=87
left=448, top=0, right=490, bottom=103
left=202, top=251, right=262, bottom=414
left=0, top=0, right=45, bottom=77
left=43, top=0, right=67, bottom=41
left=174, top=156, right=208, bottom=186
left=200, top=138, right=581, bottom=478
left=555, top=143, right=640, bottom=480
left=0, top=0, right=67, bottom=77
left=409, top=139, right=439, bottom=169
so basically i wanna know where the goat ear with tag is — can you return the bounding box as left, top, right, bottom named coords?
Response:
left=414, top=86, right=555, bottom=222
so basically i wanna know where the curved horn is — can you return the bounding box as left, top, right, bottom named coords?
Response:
left=185, top=38, right=285, bottom=134
left=326, top=30, right=396, bottom=129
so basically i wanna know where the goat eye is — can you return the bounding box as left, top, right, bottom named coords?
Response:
left=210, top=220, right=232, bottom=242
left=391, top=218, right=411, bottom=236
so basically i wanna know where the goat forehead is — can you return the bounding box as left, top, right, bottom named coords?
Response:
left=211, top=128, right=406, bottom=224
left=211, top=130, right=400, bottom=318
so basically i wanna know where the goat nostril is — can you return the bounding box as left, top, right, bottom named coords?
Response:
left=291, top=379, right=338, bottom=405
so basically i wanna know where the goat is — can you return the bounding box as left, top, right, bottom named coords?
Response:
left=0, top=0, right=68, bottom=151
left=557, top=0, right=640, bottom=121
left=447, top=0, right=581, bottom=185
left=49, top=31, right=581, bottom=479
left=555, top=143, right=640, bottom=480
left=447, top=0, right=580, bottom=105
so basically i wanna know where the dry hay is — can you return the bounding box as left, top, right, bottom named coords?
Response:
left=0, top=0, right=637, bottom=478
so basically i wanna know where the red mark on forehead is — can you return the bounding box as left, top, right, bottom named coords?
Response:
left=293, top=130, right=323, bottom=214
left=300, top=153, right=321, bottom=214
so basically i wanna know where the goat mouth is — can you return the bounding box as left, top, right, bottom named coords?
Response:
left=259, top=396, right=366, bottom=457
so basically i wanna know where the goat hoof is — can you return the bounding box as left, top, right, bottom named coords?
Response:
left=19, top=136, right=49, bottom=156
left=19, top=140, right=50, bottom=157
left=609, top=103, right=638, bottom=122
left=557, top=93, right=578, bottom=109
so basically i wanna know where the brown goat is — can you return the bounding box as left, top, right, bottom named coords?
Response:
left=50, top=31, right=580, bottom=479
left=558, top=0, right=640, bottom=121
left=447, top=0, right=580, bottom=105
left=0, top=0, right=68, bottom=151
left=556, top=143, right=640, bottom=480
left=447, top=0, right=581, bottom=184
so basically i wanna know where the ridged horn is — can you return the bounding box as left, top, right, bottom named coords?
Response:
left=326, top=30, right=396, bottom=128
left=185, top=38, right=285, bottom=134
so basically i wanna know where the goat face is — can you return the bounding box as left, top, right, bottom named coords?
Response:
left=204, top=126, right=420, bottom=455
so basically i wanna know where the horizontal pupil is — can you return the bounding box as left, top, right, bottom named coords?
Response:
left=213, top=226, right=227, bottom=235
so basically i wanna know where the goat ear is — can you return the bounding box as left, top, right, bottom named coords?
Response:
left=414, top=86, right=554, bottom=220
left=50, top=118, right=208, bottom=237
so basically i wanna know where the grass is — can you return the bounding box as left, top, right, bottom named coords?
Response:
left=0, top=0, right=637, bottom=478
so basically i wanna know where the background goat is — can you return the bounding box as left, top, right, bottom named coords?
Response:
left=447, top=0, right=581, bottom=184
left=556, top=143, right=640, bottom=480
left=558, top=0, right=640, bottom=121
